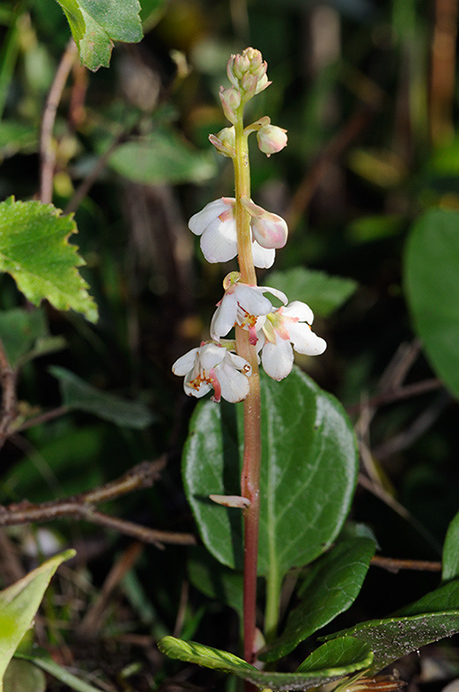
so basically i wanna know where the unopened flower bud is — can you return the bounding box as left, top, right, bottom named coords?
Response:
left=219, top=86, right=241, bottom=124
left=209, top=127, right=236, bottom=158
left=241, top=199, right=288, bottom=249
left=257, top=124, right=288, bottom=156
left=226, top=48, right=271, bottom=102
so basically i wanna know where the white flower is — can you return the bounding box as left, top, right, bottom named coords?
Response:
left=211, top=279, right=287, bottom=345
left=259, top=301, right=327, bottom=380
left=172, top=342, right=251, bottom=403
left=188, top=197, right=282, bottom=269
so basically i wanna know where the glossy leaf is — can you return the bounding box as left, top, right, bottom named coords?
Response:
left=183, top=367, right=358, bottom=579
left=395, top=580, right=459, bottom=617
left=55, top=0, right=142, bottom=71
left=15, top=653, right=105, bottom=692
left=0, top=550, right=75, bottom=691
left=0, top=308, right=65, bottom=368
left=108, top=128, right=216, bottom=185
left=322, top=612, right=459, bottom=673
left=49, top=366, right=154, bottom=429
left=268, top=267, right=358, bottom=317
left=0, top=198, right=98, bottom=323
left=297, top=637, right=373, bottom=673
left=442, top=510, right=459, bottom=582
left=404, top=208, right=459, bottom=400
left=158, top=635, right=373, bottom=691
left=260, top=537, right=376, bottom=661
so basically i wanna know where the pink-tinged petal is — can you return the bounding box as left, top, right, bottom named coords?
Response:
left=217, top=362, right=250, bottom=402
left=282, top=300, right=314, bottom=324
left=251, top=242, right=275, bottom=269
left=251, top=214, right=288, bottom=249
left=188, top=198, right=230, bottom=236
left=172, top=348, right=199, bottom=376
left=200, top=217, right=238, bottom=263
left=208, top=367, right=222, bottom=402
left=210, top=295, right=238, bottom=340
left=227, top=352, right=252, bottom=374
left=261, top=338, right=294, bottom=380
left=288, top=322, right=327, bottom=356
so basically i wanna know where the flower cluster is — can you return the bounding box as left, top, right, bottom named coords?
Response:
left=172, top=48, right=326, bottom=402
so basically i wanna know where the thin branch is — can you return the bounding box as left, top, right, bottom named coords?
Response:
left=0, top=457, right=197, bottom=548
left=371, top=555, right=442, bottom=574
left=346, top=378, right=443, bottom=416
left=0, top=337, right=17, bottom=452
left=40, top=38, right=78, bottom=204
left=15, top=405, right=69, bottom=433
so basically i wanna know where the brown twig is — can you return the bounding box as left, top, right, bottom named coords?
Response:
left=0, top=457, right=197, bottom=547
left=0, top=337, right=17, bottom=452
left=371, top=555, right=442, bottom=574
left=347, top=378, right=443, bottom=416
left=40, top=38, right=78, bottom=204
left=15, top=405, right=69, bottom=433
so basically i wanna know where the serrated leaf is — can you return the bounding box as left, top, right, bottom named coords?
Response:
left=55, top=0, right=142, bottom=71
left=0, top=550, right=75, bottom=691
left=158, top=636, right=373, bottom=691
left=404, top=208, right=459, bottom=400
left=268, top=267, right=358, bottom=317
left=108, top=128, right=216, bottom=185
left=0, top=198, right=98, bottom=323
left=14, top=653, right=105, bottom=692
left=261, top=538, right=376, bottom=662
left=0, top=308, right=65, bottom=368
left=183, top=367, right=358, bottom=582
left=322, top=612, right=459, bottom=673
left=49, top=366, right=154, bottom=429
left=443, top=510, right=459, bottom=582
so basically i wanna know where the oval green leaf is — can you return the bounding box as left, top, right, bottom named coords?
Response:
left=442, top=510, right=459, bottom=582
left=260, top=537, right=376, bottom=662
left=183, top=367, right=358, bottom=580
left=404, top=208, right=459, bottom=400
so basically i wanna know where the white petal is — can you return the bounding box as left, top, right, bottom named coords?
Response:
left=289, top=322, right=327, bottom=356
left=283, top=300, right=314, bottom=324
left=261, top=339, right=294, bottom=380
left=184, top=379, right=211, bottom=398
left=172, top=348, right=199, bottom=376
left=217, top=362, right=250, bottom=402
left=258, top=285, right=288, bottom=306
left=199, top=342, right=226, bottom=369
left=210, top=295, right=237, bottom=340
left=235, top=284, right=273, bottom=316
left=227, top=352, right=252, bottom=374
left=252, top=241, right=275, bottom=269
left=188, top=198, right=231, bottom=236
left=200, top=217, right=238, bottom=263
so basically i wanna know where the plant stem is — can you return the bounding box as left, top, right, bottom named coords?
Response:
left=234, top=108, right=262, bottom=666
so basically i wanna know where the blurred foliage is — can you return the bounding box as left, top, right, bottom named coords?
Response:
left=0, top=0, right=458, bottom=689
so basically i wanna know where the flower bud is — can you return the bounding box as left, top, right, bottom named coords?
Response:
left=257, top=124, right=288, bottom=156
left=225, top=48, right=271, bottom=101
left=209, top=127, right=236, bottom=158
left=241, top=199, right=288, bottom=249
left=219, top=86, right=241, bottom=124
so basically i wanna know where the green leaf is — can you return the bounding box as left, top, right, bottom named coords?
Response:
left=260, top=538, right=376, bottom=662
left=15, top=653, right=105, bottom=692
left=55, top=0, right=142, bottom=71
left=322, top=612, right=459, bottom=673
left=395, top=581, right=459, bottom=616
left=297, top=637, right=373, bottom=673
left=4, top=659, right=46, bottom=692
left=0, top=198, right=98, bottom=323
left=0, top=122, right=37, bottom=160
left=188, top=547, right=244, bottom=617
left=443, top=510, right=459, bottom=582
left=49, top=366, right=154, bottom=429
left=346, top=214, right=405, bottom=243
left=404, top=208, right=459, bottom=399
left=0, top=308, right=65, bottom=368
left=158, top=636, right=373, bottom=691
left=267, top=268, right=358, bottom=317
left=0, top=550, right=75, bottom=691
left=108, top=128, right=217, bottom=185
left=183, top=367, right=358, bottom=581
